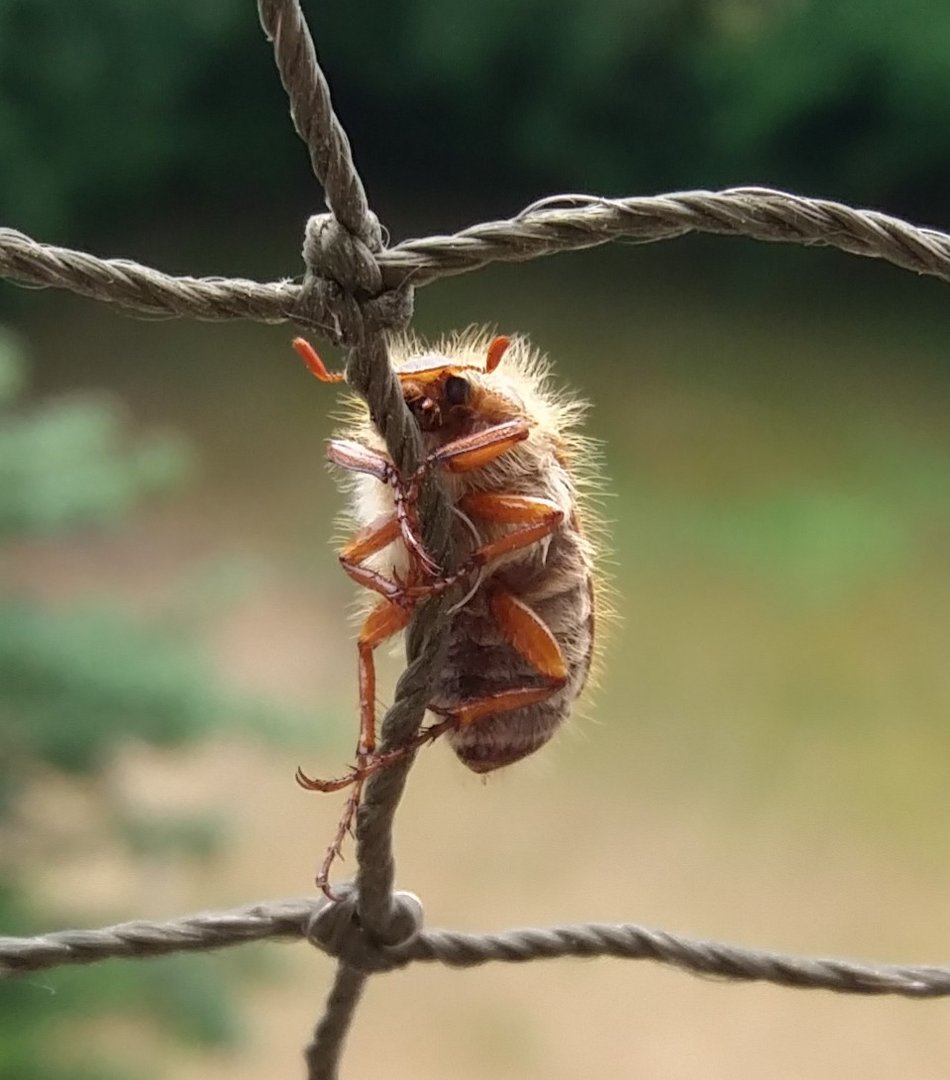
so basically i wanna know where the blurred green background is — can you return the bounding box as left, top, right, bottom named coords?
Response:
left=2, top=2, right=950, bottom=1078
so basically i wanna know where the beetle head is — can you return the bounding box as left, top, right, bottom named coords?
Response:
left=396, top=336, right=511, bottom=432
left=292, top=335, right=513, bottom=434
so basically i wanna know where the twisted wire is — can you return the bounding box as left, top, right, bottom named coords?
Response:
left=256, top=0, right=453, bottom=944
left=3, top=189, right=950, bottom=329
left=255, top=0, right=456, bottom=948
left=387, top=188, right=950, bottom=285
left=3, top=898, right=949, bottom=1000
left=258, top=0, right=373, bottom=242
left=0, top=899, right=315, bottom=971
left=255, top=4, right=457, bottom=1075
left=0, top=227, right=303, bottom=321
left=303, top=965, right=367, bottom=1080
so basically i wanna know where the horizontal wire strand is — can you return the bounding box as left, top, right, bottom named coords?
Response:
left=2, top=188, right=950, bottom=332
left=2, top=898, right=949, bottom=999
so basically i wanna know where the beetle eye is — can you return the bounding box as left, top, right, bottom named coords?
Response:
left=444, top=374, right=470, bottom=407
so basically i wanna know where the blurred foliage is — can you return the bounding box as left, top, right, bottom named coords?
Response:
left=0, top=602, right=222, bottom=783
left=0, top=2, right=273, bottom=240
left=1, top=0, right=950, bottom=241
left=0, top=395, right=188, bottom=537
left=0, top=327, right=253, bottom=1078
left=0, top=881, right=245, bottom=1079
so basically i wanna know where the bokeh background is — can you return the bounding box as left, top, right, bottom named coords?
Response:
left=3, top=1, right=950, bottom=1077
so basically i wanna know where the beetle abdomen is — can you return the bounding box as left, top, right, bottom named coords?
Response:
left=438, top=527, right=595, bottom=773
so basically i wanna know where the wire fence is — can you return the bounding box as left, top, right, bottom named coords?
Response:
left=2, top=2, right=949, bottom=1078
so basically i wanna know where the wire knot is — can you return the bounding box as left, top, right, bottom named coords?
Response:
left=306, top=882, right=422, bottom=974
left=296, top=212, right=413, bottom=344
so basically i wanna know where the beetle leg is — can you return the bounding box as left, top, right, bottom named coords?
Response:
left=428, top=683, right=566, bottom=727
left=302, top=588, right=571, bottom=801
left=296, top=719, right=455, bottom=796
left=327, top=439, right=439, bottom=577
left=401, top=493, right=564, bottom=600
left=459, top=491, right=564, bottom=571
left=417, top=418, right=530, bottom=479
left=488, top=587, right=568, bottom=683
left=404, top=419, right=532, bottom=565
left=387, top=419, right=534, bottom=576
left=297, top=596, right=411, bottom=895
left=335, top=421, right=534, bottom=580
left=335, top=511, right=417, bottom=604
left=391, top=486, right=440, bottom=578
left=317, top=597, right=413, bottom=784
left=327, top=438, right=395, bottom=482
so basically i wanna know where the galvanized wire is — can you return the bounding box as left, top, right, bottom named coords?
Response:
left=3, top=188, right=950, bottom=328
left=258, top=3, right=455, bottom=1074
left=3, top=897, right=949, bottom=1000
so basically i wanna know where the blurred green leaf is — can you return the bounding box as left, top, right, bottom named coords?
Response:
left=0, top=602, right=228, bottom=778
left=0, top=400, right=192, bottom=539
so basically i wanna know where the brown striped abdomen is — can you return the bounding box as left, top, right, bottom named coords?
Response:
left=433, top=524, right=595, bottom=773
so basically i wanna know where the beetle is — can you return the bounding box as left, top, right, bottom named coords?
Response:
left=293, top=329, right=602, bottom=891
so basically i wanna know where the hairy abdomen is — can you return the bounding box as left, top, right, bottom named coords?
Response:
left=435, top=525, right=595, bottom=773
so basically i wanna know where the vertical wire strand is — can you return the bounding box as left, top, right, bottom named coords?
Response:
left=257, top=3, right=457, bottom=1075
left=257, top=0, right=373, bottom=240
left=304, top=966, right=368, bottom=1080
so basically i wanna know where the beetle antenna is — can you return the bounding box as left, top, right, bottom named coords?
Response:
left=293, top=337, right=346, bottom=383
left=485, top=335, right=512, bottom=374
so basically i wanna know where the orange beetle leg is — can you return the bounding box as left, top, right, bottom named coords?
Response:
left=335, top=512, right=413, bottom=603
left=386, top=419, right=536, bottom=582
left=489, top=587, right=568, bottom=682
left=341, top=512, right=402, bottom=564
left=297, top=597, right=410, bottom=789
left=424, top=418, right=530, bottom=475
left=402, top=493, right=564, bottom=601
left=460, top=492, right=564, bottom=564
left=297, top=596, right=411, bottom=896
left=327, top=439, right=439, bottom=578
left=396, top=422, right=536, bottom=582
left=428, top=683, right=565, bottom=728
left=392, top=486, right=441, bottom=578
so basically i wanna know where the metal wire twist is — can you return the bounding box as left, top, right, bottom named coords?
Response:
left=3, top=898, right=950, bottom=1000
left=4, top=188, right=950, bottom=324
left=259, top=2, right=457, bottom=1072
